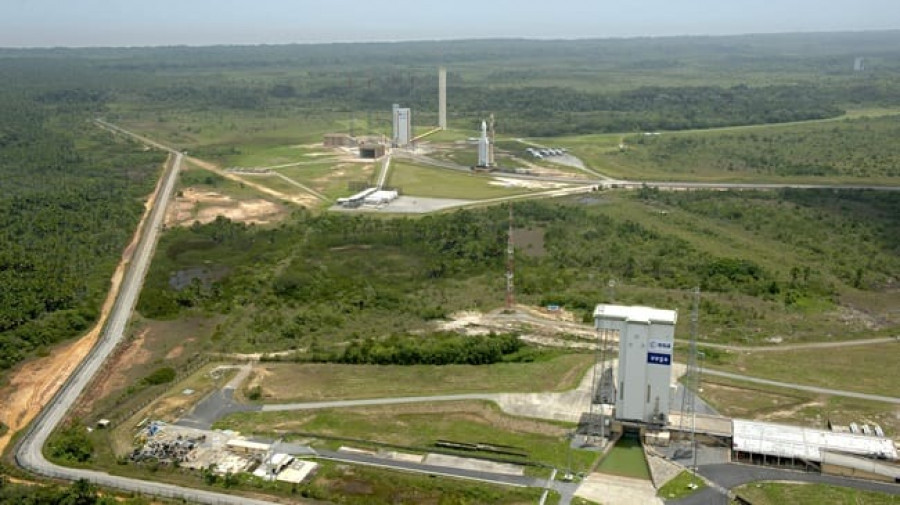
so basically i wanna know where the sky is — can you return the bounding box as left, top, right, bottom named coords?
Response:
left=1, top=0, right=899, bottom=48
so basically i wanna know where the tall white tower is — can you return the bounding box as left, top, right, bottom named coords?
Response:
left=439, top=67, right=447, bottom=130
left=594, top=304, right=677, bottom=424
left=393, top=106, right=411, bottom=147
left=477, top=120, right=490, bottom=167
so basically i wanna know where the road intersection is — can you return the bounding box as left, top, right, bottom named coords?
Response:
left=12, top=121, right=900, bottom=504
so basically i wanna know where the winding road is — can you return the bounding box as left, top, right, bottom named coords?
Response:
left=11, top=121, right=900, bottom=504
left=14, top=137, right=279, bottom=504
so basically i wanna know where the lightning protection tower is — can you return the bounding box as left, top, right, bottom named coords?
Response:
left=506, top=203, right=515, bottom=310
left=439, top=67, right=447, bottom=130
left=679, top=287, right=701, bottom=449
left=488, top=113, right=496, bottom=167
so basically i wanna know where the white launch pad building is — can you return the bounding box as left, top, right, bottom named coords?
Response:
left=594, top=304, right=677, bottom=425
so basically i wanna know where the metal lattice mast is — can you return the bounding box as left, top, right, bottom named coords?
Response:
left=594, top=279, right=616, bottom=440
left=679, top=287, right=701, bottom=436
left=488, top=113, right=496, bottom=167
left=506, top=203, right=515, bottom=309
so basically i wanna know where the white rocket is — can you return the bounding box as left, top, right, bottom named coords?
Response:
left=477, top=120, right=490, bottom=167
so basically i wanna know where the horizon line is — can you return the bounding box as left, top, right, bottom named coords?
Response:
left=2, top=28, right=899, bottom=51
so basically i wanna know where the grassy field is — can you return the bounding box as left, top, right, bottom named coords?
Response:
left=657, top=470, right=707, bottom=500
left=238, top=174, right=311, bottom=198
left=215, top=401, right=597, bottom=472
left=582, top=191, right=899, bottom=344
left=733, top=482, right=900, bottom=505
left=78, top=435, right=548, bottom=505
left=77, top=315, right=222, bottom=427
left=595, top=438, right=650, bottom=479
left=698, top=375, right=900, bottom=436
left=113, top=105, right=339, bottom=153
left=552, top=113, right=900, bottom=183
left=223, top=144, right=336, bottom=169
left=386, top=162, right=533, bottom=199
left=706, top=342, right=900, bottom=397
left=179, top=163, right=281, bottom=201
left=274, top=161, right=377, bottom=200
left=248, top=353, right=593, bottom=402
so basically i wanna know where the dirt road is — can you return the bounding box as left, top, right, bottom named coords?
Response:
left=187, top=157, right=321, bottom=208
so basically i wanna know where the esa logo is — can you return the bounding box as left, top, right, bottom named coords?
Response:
left=647, top=352, right=672, bottom=365
left=649, top=340, right=672, bottom=352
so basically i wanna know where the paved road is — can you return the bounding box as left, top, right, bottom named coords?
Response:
left=668, top=463, right=900, bottom=505
left=262, top=393, right=499, bottom=413
left=676, top=336, right=897, bottom=352
left=376, top=154, right=392, bottom=189
left=175, top=364, right=258, bottom=430
left=317, top=449, right=542, bottom=488
left=14, top=141, right=279, bottom=503
left=26, top=122, right=897, bottom=504
left=703, top=368, right=900, bottom=404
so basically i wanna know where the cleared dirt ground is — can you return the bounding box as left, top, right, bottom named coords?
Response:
left=165, top=187, right=286, bottom=227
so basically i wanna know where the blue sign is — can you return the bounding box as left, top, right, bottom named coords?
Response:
left=647, top=352, right=671, bottom=366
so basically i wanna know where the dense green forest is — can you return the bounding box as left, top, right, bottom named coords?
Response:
left=5, top=32, right=900, bottom=143
left=2, top=32, right=900, bottom=371
left=137, top=190, right=899, bottom=347
left=0, top=476, right=144, bottom=505
left=619, top=115, right=900, bottom=178
left=0, top=91, right=165, bottom=370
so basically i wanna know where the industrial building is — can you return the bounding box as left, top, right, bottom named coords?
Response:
left=323, top=133, right=356, bottom=148
left=732, top=419, right=897, bottom=463
left=594, top=304, right=677, bottom=425
left=392, top=104, right=412, bottom=147
left=336, top=188, right=398, bottom=208
left=364, top=189, right=398, bottom=205
left=731, top=419, right=899, bottom=482
left=358, top=142, right=386, bottom=159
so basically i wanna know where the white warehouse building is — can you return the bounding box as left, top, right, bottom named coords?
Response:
left=594, top=304, right=677, bottom=425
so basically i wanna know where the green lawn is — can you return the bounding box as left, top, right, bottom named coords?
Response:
left=225, top=144, right=337, bottom=168
left=707, top=342, right=900, bottom=397
left=542, top=112, right=900, bottom=183
left=241, top=174, right=311, bottom=197
left=252, top=353, right=594, bottom=402
left=657, top=470, right=707, bottom=500
left=418, top=128, right=472, bottom=143
left=698, top=375, right=900, bottom=437
left=215, top=401, right=598, bottom=471
left=596, top=438, right=650, bottom=479
left=386, top=162, right=533, bottom=200
left=275, top=161, right=377, bottom=199
left=734, top=482, right=900, bottom=505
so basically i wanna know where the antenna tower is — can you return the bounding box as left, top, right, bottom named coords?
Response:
left=506, top=203, right=515, bottom=310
